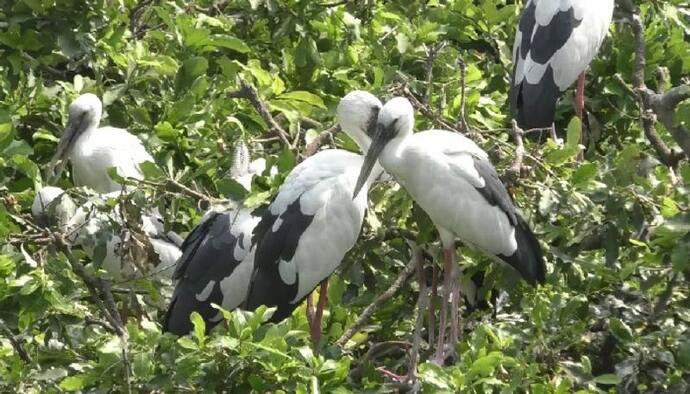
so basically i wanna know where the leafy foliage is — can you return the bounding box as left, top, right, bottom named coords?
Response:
left=1, top=0, right=689, bottom=392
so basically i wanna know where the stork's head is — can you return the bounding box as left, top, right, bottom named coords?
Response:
left=353, top=97, right=414, bottom=198
left=48, top=93, right=103, bottom=181
left=337, top=90, right=382, bottom=152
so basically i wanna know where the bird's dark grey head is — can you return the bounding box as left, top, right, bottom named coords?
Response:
left=352, top=97, right=415, bottom=198
left=337, top=90, right=383, bottom=152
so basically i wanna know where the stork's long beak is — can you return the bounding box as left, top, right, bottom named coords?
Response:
left=353, top=124, right=387, bottom=199
left=47, top=115, right=83, bottom=182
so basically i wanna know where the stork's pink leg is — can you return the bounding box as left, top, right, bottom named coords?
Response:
left=428, top=263, right=437, bottom=347
left=433, top=248, right=455, bottom=364
left=306, top=293, right=315, bottom=326
left=575, top=72, right=586, bottom=119
left=310, top=280, right=329, bottom=351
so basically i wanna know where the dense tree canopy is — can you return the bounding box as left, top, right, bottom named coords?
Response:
left=1, top=0, right=689, bottom=392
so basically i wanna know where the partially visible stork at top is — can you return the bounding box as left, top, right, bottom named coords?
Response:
left=510, top=0, right=614, bottom=136
left=48, top=93, right=154, bottom=193
left=354, top=97, right=545, bottom=367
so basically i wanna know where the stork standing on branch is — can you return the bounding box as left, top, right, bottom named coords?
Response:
left=245, top=91, right=383, bottom=348
left=354, top=97, right=546, bottom=364
left=510, top=0, right=614, bottom=137
left=48, top=93, right=155, bottom=193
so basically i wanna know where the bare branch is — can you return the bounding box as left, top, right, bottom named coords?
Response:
left=51, top=233, right=132, bottom=392
left=456, top=56, right=468, bottom=133
left=228, top=79, right=292, bottom=148
left=0, top=321, right=32, bottom=364
left=506, top=120, right=525, bottom=185
left=126, top=177, right=221, bottom=205
left=619, top=2, right=688, bottom=166
left=644, top=85, right=690, bottom=159
left=336, top=249, right=418, bottom=348
left=302, top=124, right=341, bottom=159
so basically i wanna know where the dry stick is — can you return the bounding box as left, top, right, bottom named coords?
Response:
left=302, top=124, right=341, bottom=159
left=423, top=43, right=445, bottom=105
left=129, top=0, right=155, bottom=39
left=349, top=341, right=412, bottom=382
left=0, top=321, right=32, bottom=364
left=128, top=177, right=221, bottom=205
left=52, top=234, right=132, bottom=393
left=456, top=57, right=468, bottom=133
left=228, top=79, right=292, bottom=148
left=335, top=251, right=418, bottom=348
left=506, top=120, right=525, bottom=185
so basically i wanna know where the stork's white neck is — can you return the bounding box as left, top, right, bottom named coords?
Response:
left=378, top=135, right=408, bottom=176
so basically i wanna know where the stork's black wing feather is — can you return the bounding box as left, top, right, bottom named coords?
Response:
left=510, top=3, right=583, bottom=129
left=472, top=158, right=545, bottom=285
left=472, top=158, right=518, bottom=226
left=163, top=213, right=245, bottom=335
left=245, top=197, right=315, bottom=322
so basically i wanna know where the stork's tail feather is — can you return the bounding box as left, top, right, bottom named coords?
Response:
left=501, top=215, right=546, bottom=285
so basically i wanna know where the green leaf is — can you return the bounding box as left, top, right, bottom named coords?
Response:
left=139, top=161, right=164, bottom=180
left=572, top=163, right=598, bottom=186
left=191, top=311, right=206, bottom=344
left=592, top=374, right=621, bottom=385
left=276, top=91, right=326, bottom=109
left=208, top=35, right=251, bottom=53
left=609, top=318, right=633, bottom=342
left=154, top=121, right=178, bottom=142
left=59, top=376, right=85, bottom=391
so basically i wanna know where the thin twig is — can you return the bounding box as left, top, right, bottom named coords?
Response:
left=619, top=0, right=688, bottom=166
left=51, top=233, right=132, bottom=393
left=302, top=124, right=341, bottom=159
left=127, top=177, right=221, bottom=204
left=456, top=56, right=468, bottom=133
left=228, top=79, right=293, bottom=148
left=506, top=120, right=525, bottom=185
left=0, top=321, right=32, bottom=363
left=423, top=43, right=446, bottom=105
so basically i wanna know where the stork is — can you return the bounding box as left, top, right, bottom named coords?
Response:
left=354, top=97, right=545, bottom=364
left=163, top=140, right=269, bottom=335
left=31, top=186, right=181, bottom=282
left=510, top=0, right=614, bottom=136
left=244, top=91, right=383, bottom=348
left=48, top=93, right=154, bottom=193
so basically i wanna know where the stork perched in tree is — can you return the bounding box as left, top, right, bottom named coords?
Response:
left=244, top=91, right=383, bottom=348
left=31, top=187, right=181, bottom=282
left=48, top=93, right=154, bottom=193
left=510, top=0, right=614, bottom=135
left=354, top=97, right=545, bottom=365
left=163, top=138, right=277, bottom=335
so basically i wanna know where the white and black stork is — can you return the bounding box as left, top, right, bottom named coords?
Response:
left=354, top=97, right=545, bottom=364
left=510, top=0, right=614, bottom=133
left=164, top=91, right=383, bottom=346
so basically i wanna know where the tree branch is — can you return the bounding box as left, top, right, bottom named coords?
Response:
left=619, top=1, right=688, bottom=166
left=0, top=321, right=32, bottom=364
left=336, top=249, right=418, bottom=348
left=302, top=124, right=341, bottom=159
left=644, top=85, right=690, bottom=159
left=51, top=233, right=132, bottom=392
left=506, top=120, right=525, bottom=185
left=456, top=56, right=468, bottom=133
left=228, top=79, right=292, bottom=148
